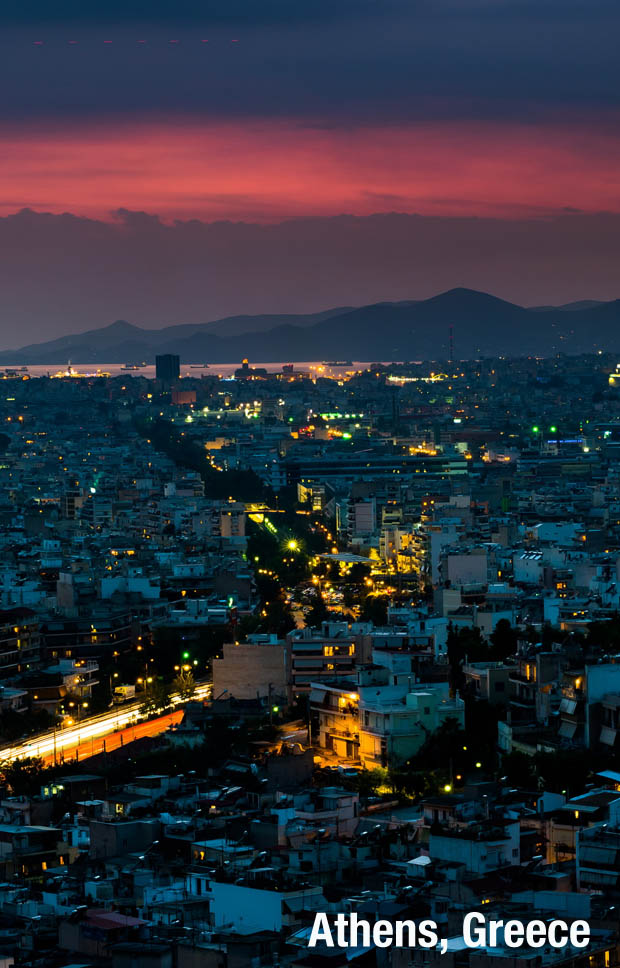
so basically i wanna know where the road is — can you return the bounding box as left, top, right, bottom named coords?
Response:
left=0, top=681, right=211, bottom=766
left=37, top=709, right=185, bottom=766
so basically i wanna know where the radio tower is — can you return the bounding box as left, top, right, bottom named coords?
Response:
left=449, top=325, right=454, bottom=363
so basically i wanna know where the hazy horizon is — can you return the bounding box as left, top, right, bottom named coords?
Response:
left=1, top=208, right=620, bottom=349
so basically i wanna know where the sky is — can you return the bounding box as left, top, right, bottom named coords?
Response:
left=1, top=0, right=619, bottom=345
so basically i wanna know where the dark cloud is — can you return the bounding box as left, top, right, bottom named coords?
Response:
left=0, top=1, right=618, bottom=124
left=0, top=208, right=619, bottom=348
left=2, top=0, right=388, bottom=26
left=4, top=0, right=618, bottom=26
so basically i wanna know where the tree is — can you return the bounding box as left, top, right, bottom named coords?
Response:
left=353, top=767, right=388, bottom=798
left=501, top=751, right=536, bottom=788
left=305, top=589, right=329, bottom=628
left=361, top=594, right=388, bottom=626
left=173, top=668, right=196, bottom=699
left=140, top=680, right=171, bottom=715
left=447, top=625, right=486, bottom=691
left=1, top=756, right=46, bottom=796
left=533, top=748, right=607, bottom=796
left=587, top=614, right=620, bottom=651
left=489, top=619, right=519, bottom=660
left=414, top=717, right=467, bottom=770
left=348, top=563, right=371, bottom=585
left=139, top=416, right=269, bottom=503
left=0, top=708, right=53, bottom=742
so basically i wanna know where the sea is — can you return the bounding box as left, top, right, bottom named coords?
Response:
left=1, top=361, right=368, bottom=380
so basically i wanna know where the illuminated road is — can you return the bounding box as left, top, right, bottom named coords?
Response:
left=0, top=681, right=211, bottom=765
left=38, top=709, right=185, bottom=766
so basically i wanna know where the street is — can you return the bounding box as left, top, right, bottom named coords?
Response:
left=0, top=682, right=211, bottom=765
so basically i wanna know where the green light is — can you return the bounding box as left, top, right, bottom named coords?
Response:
left=272, top=705, right=279, bottom=713
left=532, top=425, right=539, bottom=433
left=550, top=425, right=557, bottom=433
left=342, top=432, right=352, bottom=439
left=183, top=651, right=190, bottom=660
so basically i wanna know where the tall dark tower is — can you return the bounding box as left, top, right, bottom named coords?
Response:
left=391, top=386, right=400, bottom=433
left=155, top=354, right=180, bottom=384
left=449, top=325, right=454, bottom=363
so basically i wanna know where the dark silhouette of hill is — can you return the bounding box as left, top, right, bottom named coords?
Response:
left=530, top=299, right=606, bottom=312
left=1, top=288, right=619, bottom=364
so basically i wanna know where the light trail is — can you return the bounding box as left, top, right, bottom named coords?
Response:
left=0, top=682, right=211, bottom=764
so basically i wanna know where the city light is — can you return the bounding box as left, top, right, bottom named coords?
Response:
left=2, top=0, right=618, bottom=948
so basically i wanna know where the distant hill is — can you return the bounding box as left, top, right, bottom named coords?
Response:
left=1, top=289, right=619, bottom=364
left=529, top=299, right=606, bottom=312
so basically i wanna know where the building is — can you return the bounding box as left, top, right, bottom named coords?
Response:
left=287, top=623, right=372, bottom=695
left=212, top=637, right=289, bottom=704
left=464, top=661, right=513, bottom=706
left=155, top=354, right=180, bottom=383
left=0, top=608, right=41, bottom=680
left=311, top=671, right=465, bottom=769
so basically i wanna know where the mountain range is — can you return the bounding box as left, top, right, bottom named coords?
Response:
left=0, top=289, right=619, bottom=364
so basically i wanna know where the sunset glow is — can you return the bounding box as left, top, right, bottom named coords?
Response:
left=2, top=117, right=620, bottom=222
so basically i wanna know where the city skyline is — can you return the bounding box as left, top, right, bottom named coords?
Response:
left=3, top=6, right=620, bottom=966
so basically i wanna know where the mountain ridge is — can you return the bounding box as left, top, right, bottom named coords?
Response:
left=1, top=289, right=619, bottom=364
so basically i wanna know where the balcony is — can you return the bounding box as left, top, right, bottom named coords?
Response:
left=325, top=726, right=360, bottom=742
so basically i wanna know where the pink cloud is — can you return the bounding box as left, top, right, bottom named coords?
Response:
left=1, top=117, right=619, bottom=221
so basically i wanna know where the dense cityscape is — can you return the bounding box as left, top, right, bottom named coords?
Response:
left=0, top=350, right=618, bottom=965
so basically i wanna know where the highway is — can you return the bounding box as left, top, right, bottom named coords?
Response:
left=0, top=681, right=211, bottom=766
